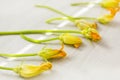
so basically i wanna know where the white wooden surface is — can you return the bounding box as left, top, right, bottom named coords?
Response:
left=0, top=0, right=120, bottom=80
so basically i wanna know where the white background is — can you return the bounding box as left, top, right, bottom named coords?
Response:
left=0, top=0, right=120, bottom=80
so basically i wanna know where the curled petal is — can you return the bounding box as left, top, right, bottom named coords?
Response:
left=14, top=62, right=52, bottom=78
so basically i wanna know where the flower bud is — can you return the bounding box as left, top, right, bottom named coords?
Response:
left=59, top=33, right=82, bottom=48
left=38, top=44, right=66, bottom=60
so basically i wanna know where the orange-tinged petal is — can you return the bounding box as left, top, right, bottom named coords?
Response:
left=51, top=51, right=66, bottom=58
left=107, top=7, right=120, bottom=16
left=91, top=32, right=101, bottom=42
left=74, top=43, right=81, bottom=48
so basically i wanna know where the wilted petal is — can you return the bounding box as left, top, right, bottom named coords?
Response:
left=14, top=62, right=52, bottom=78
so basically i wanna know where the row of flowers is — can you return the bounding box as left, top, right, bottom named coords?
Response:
left=0, top=0, right=119, bottom=78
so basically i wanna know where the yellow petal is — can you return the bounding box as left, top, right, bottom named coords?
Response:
left=17, top=62, right=52, bottom=78
left=100, top=0, right=119, bottom=8
left=59, top=33, right=82, bottom=48
left=39, top=44, right=67, bottom=59
left=116, top=0, right=120, bottom=2
left=97, top=14, right=114, bottom=24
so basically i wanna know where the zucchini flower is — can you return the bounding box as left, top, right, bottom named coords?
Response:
left=0, top=45, right=67, bottom=60
left=100, top=0, right=120, bottom=19
left=59, top=33, right=82, bottom=48
left=98, top=7, right=119, bottom=24
left=0, top=62, right=52, bottom=78
left=80, top=27, right=101, bottom=41
left=38, top=44, right=67, bottom=59
left=16, top=62, right=52, bottom=78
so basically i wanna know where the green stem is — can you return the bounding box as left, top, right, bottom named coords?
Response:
left=35, top=5, right=97, bottom=23
left=71, top=2, right=99, bottom=6
left=46, top=17, right=69, bottom=23
left=0, top=30, right=82, bottom=35
left=35, top=5, right=73, bottom=18
left=73, top=17, right=97, bottom=20
left=0, top=53, right=37, bottom=57
left=0, top=66, right=14, bottom=71
left=21, top=34, right=60, bottom=44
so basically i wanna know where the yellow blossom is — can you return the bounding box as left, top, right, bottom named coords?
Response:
left=59, top=33, right=82, bottom=48
left=14, top=62, right=52, bottom=78
left=99, top=0, right=120, bottom=16
left=98, top=4, right=120, bottom=24
left=38, top=44, right=66, bottom=60
left=80, top=27, right=101, bottom=42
